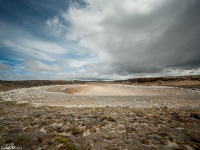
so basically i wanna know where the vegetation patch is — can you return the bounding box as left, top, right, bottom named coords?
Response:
left=71, top=127, right=84, bottom=136
left=55, top=136, right=85, bottom=150
left=0, top=101, right=17, bottom=106
left=101, top=116, right=117, bottom=122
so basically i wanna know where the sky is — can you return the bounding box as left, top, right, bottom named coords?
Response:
left=0, top=0, right=200, bottom=81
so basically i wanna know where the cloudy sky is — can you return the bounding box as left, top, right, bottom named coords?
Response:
left=0, top=0, right=200, bottom=80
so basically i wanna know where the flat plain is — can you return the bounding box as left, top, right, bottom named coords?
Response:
left=0, top=76, right=200, bottom=150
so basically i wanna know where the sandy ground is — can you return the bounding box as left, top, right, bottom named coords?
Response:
left=2, top=84, right=200, bottom=108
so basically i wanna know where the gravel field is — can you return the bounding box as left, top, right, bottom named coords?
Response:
left=2, top=84, right=200, bottom=108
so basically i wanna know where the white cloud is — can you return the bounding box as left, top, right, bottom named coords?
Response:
left=24, top=60, right=61, bottom=73
left=59, top=0, right=173, bottom=66
left=18, top=39, right=67, bottom=54
left=46, top=16, right=67, bottom=37
left=0, top=40, right=55, bottom=61
left=62, top=0, right=166, bottom=40
left=67, top=60, right=88, bottom=68
left=0, top=21, right=67, bottom=55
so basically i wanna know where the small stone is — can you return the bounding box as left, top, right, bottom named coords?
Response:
left=176, top=116, right=192, bottom=123
left=190, top=113, right=200, bottom=119
left=190, top=135, right=200, bottom=143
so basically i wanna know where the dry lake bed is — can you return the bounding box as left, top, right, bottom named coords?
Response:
left=2, top=84, right=200, bottom=108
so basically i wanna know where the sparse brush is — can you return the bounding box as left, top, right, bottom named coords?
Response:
left=140, top=138, right=149, bottom=145
left=55, top=136, right=85, bottom=150
left=108, top=117, right=117, bottom=122
left=0, top=101, right=16, bottom=106
left=158, top=132, right=169, bottom=137
left=101, top=116, right=117, bottom=122
left=71, top=127, right=84, bottom=135
left=55, top=136, right=68, bottom=144
left=159, top=138, right=168, bottom=145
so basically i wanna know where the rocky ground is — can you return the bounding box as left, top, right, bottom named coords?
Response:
left=0, top=101, right=199, bottom=150
left=0, top=77, right=200, bottom=150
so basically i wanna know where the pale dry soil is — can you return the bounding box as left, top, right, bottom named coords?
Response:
left=2, top=84, right=200, bottom=108
left=0, top=84, right=200, bottom=150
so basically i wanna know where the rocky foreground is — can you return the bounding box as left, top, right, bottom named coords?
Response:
left=0, top=100, right=199, bottom=150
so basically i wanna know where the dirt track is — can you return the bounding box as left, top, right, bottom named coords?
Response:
left=2, top=84, right=200, bottom=108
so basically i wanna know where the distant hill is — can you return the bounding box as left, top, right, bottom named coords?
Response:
left=114, top=75, right=200, bottom=89
left=0, top=80, right=85, bottom=91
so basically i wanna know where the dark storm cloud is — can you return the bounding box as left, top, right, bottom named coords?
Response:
left=63, top=0, right=200, bottom=77
left=105, top=0, right=200, bottom=74
left=147, top=0, right=200, bottom=69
